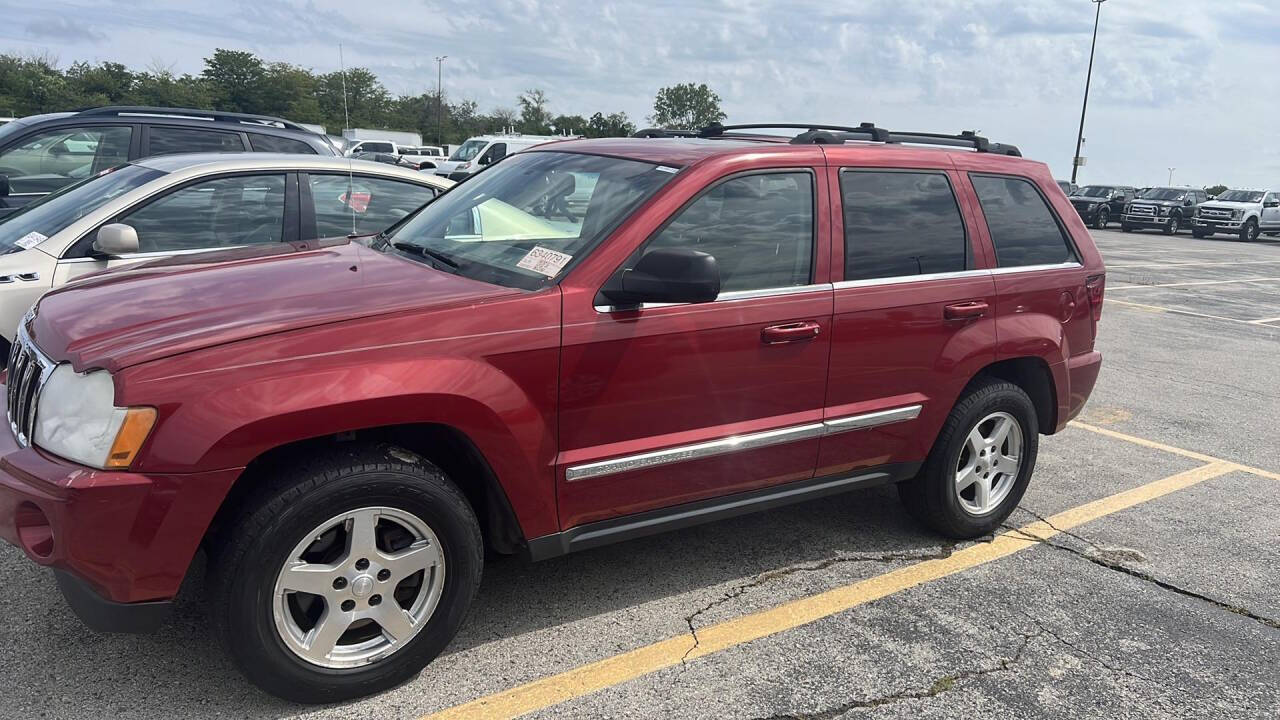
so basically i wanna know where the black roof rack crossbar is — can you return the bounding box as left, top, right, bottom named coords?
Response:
left=632, top=127, right=704, bottom=139
left=76, top=106, right=312, bottom=132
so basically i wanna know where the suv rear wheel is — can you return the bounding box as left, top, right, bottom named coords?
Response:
left=207, top=444, right=483, bottom=703
left=897, top=379, right=1038, bottom=538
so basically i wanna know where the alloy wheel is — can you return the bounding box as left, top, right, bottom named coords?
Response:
left=271, top=507, right=445, bottom=669
left=954, top=412, right=1023, bottom=515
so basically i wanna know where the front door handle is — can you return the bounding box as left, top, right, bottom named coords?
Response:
left=761, top=321, right=821, bottom=344
left=944, top=301, right=989, bottom=320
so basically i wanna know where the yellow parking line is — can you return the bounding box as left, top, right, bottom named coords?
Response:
left=1069, top=421, right=1280, bottom=482
left=423, top=461, right=1235, bottom=720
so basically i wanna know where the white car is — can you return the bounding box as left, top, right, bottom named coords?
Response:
left=1191, top=189, right=1280, bottom=242
left=0, top=152, right=453, bottom=352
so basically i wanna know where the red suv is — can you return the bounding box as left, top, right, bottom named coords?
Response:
left=0, top=123, right=1104, bottom=702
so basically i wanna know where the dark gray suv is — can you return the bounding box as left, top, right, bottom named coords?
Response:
left=0, top=106, right=337, bottom=213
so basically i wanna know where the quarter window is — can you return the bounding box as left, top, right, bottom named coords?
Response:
left=309, top=174, right=438, bottom=237
left=971, top=175, right=1077, bottom=267
left=249, top=134, right=317, bottom=154
left=147, top=127, right=246, bottom=156
left=840, top=170, right=967, bottom=281
left=115, top=174, right=287, bottom=252
left=643, top=172, right=814, bottom=293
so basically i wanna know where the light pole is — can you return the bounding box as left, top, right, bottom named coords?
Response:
left=1071, top=0, right=1107, bottom=185
left=1168, top=167, right=1176, bottom=185
left=434, top=56, right=447, bottom=146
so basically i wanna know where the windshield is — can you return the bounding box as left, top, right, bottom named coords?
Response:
left=1076, top=186, right=1115, bottom=198
left=1215, top=190, right=1264, bottom=203
left=449, top=139, right=488, bottom=162
left=380, top=151, right=676, bottom=290
left=0, top=164, right=164, bottom=254
left=1139, top=188, right=1184, bottom=201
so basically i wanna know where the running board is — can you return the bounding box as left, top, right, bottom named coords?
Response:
left=525, top=462, right=920, bottom=561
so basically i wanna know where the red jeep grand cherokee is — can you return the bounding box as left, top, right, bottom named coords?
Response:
left=0, top=123, right=1104, bottom=702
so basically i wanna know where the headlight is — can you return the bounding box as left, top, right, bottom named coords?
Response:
left=1154, top=206, right=1163, bottom=216
left=1232, top=209, right=1244, bottom=220
left=459, top=162, right=472, bottom=170
left=33, top=365, right=156, bottom=469
left=1088, top=202, right=1099, bottom=210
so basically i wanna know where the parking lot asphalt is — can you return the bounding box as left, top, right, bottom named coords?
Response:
left=1, top=228, right=1277, bottom=720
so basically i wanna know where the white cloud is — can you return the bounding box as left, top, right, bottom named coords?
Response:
left=1, top=0, right=1277, bottom=186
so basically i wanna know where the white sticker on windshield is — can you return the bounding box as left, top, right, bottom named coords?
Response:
left=655, top=165, right=679, bottom=174
left=516, top=246, right=573, bottom=277
left=14, top=232, right=48, bottom=250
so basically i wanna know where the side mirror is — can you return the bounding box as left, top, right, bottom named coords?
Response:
left=92, top=223, right=140, bottom=256
left=1183, top=198, right=1193, bottom=206
left=1265, top=200, right=1280, bottom=208
left=603, top=248, right=720, bottom=306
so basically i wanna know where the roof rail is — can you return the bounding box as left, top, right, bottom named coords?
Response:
left=787, top=123, right=1021, bottom=156
left=76, top=106, right=312, bottom=132
left=632, top=127, right=704, bottom=139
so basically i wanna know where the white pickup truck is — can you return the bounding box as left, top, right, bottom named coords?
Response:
left=1192, top=188, right=1280, bottom=242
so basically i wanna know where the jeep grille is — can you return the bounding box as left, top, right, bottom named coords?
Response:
left=6, top=327, right=54, bottom=447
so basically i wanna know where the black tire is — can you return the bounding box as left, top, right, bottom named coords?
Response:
left=1192, top=230, right=1208, bottom=239
left=1093, top=207, right=1110, bottom=229
left=1240, top=218, right=1259, bottom=242
left=207, top=444, right=483, bottom=703
left=1121, top=225, right=1134, bottom=233
left=897, top=379, right=1039, bottom=538
left=1163, top=215, right=1181, bottom=235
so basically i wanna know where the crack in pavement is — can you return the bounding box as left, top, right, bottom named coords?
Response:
left=746, top=628, right=1045, bottom=719
left=1002, top=511, right=1280, bottom=631
left=678, top=545, right=958, bottom=671
left=1015, top=610, right=1172, bottom=689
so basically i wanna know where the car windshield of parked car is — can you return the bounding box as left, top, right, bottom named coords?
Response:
left=1215, top=190, right=1264, bottom=203
left=1140, top=188, right=1184, bottom=201
left=1076, top=186, right=1114, bottom=198
left=379, top=151, right=677, bottom=290
left=0, top=163, right=164, bottom=254
left=449, top=139, right=487, bottom=162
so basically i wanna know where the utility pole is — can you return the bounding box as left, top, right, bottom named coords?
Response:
left=1071, top=0, right=1107, bottom=185
left=1168, top=167, right=1176, bottom=185
left=434, top=56, right=447, bottom=147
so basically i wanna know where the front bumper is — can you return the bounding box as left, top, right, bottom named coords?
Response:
left=1121, top=214, right=1173, bottom=228
left=0, top=395, right=241, bottom=630
left=1191, top=217, right=1243, bottom=232
left=1072, top=205, right=1102, bottom=222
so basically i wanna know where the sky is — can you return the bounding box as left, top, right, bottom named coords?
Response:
left=3, top=0, right=1279, bottom=188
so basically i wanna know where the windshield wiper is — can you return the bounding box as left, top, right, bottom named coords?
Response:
left=391, top=241, right=462, bottom=270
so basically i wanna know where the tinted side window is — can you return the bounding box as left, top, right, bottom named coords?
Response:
left=0, top=125, right=132, bottom=194
left=841, top=170, right=967, bottom=281
left=249, top=134, right=317, bottom=154
left=310, top=174, right=437, bottom=237
left=971, top=175, right=1076, bottom=267
left=118, top=174, right=286, bottom=252
left=644, top=172, right=813, bottom=293
left=147, top=127, right=246, bottom=156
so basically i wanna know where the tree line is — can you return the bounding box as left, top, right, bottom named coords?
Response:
left=0, top=49, right=727, bottom=144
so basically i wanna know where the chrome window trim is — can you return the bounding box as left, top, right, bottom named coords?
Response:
left=833, top=268, right=990, bottom=290
left=822, top=404, right=922, bottom=434
left=988, top=261, right=1082, bottom=275
left=57, top=246, right=247, bottom=264
left=565, top=403, right=925, bottom=482
left=594, top=283, right=831, bottom=313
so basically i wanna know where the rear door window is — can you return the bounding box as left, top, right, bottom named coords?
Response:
left=970, top=175, right=1077, bottom=267
left=115, top=174, right=286, bottom=252
left=147, top=127, right=246, bottom=156
left=644, top=171, right=814, bottom=293
left=840, top=170, right=967, bottom=281
left=309, top=174, right=438, bottom=237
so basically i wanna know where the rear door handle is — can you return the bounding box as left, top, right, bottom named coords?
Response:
left=944, top=301, right=989, bottom=320
left=761, top=321, right=821, bottom=344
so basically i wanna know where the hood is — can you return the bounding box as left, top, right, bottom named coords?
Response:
left=27, top=238, right=521, bottom=372
left=433, top=160, right=462, bottom=174
left=1131, top=199, right=1182, bottom=207
left=1070, top=196, right=1112, bottom=204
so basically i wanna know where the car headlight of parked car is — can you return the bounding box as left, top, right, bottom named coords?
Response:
left=1087, top=202, right=1098, bottom=210
left=33, top=366, right=156, bottom=469
left=1232, top=209, right=1244, bottom=220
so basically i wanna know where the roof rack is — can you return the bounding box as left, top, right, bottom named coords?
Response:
left=632, top=127, right=704, bottom=139
left=633, top=122, right=1021, bottom=157
left=76, top=106, right=313, bottom=133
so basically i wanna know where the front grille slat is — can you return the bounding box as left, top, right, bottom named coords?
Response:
left=5, top=326, right=54, bottom=447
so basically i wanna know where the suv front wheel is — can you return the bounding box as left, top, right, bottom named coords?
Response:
left=1094, top=207, right=1110, bottom=229
left=897, top=379, right=1038, bottom=538
left=1240, top=218, right=1259, bottom=242
left=208, top=444, right=483, bottom=703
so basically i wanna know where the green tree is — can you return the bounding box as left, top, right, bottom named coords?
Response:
left=550, top=114, right=588, bottom=135
left=1204, top=184, right=1227, bottom=197
left=201, top=49, right=267, bottom=113
left=517, top=89, right=551, bottom=134
left=649, top=82, right=726, bottom=129
left=585, top=111, right=636, bottom=138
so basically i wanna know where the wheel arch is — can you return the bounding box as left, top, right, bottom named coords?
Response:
left=966, top=356, right=1058, bottom=435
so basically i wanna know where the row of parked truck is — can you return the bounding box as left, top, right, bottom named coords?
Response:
left=1060, top=182, right=1280, bottom=242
